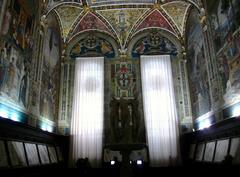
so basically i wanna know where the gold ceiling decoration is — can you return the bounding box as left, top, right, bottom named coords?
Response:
left=97, top=8, right=150, bottom=48
left=54, top=5, right=83, bottom=41
left=45, top=1, right=197, bottom=45
left=162, top=1, right=191, bottom=35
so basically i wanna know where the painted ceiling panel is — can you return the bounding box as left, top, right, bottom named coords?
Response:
left=47, top=0, right=82, bottom=11
left=88, top=0, right=156, bottom=6
left=162, top=1, right=191, bottom=34
left=48, top=1, right=197, bottom=44
left=134, top=9, right=176, bottom=35
left=97, top=8, right=149, bottom=47
left=55, top=5, right=83, bottom=41
left=72, top=12, right=114, bottom=38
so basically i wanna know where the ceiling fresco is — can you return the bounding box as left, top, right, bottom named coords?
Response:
left=72, top=12, right=114, bottom=38
left=54, top=5, right=83, bottom=41
left=162, top=1, right=191, bottom=35
left=133, top=9, right=176, bottom=35
left=97, top=8, right=150, bottom=48
left=87, top=0, right=156, bottom=6
left=45, top=0, right=201, bottom=48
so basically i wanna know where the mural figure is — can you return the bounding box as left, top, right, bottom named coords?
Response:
left=16, top=13, right=25, bottom=48
left=224, top=56, right=240, bottom=103
left=236, top=32, right=240, bottom=51
left=40, top=27, right=60, bottom=121
left=0, top=49, right=29, bottom=108
left=209, top=0, right=240, bottom=52
left=0, top=23, right=30, bottom=109
left=100, top=40, right=112, bottom=55
left=210, top=14, right=222, bottom=52
left=134, top=39, right=147, bottom=54
left=187, top=9, right=211, bottom=119
left=1, top=7, right=12, bottom=36
left=24, top=17, right=33, bottom=49
left=18, top=64, right=29, bottom=107
left=10, top=1, right=34, bottom=50
left=70, top=35, right=115, bottom=59
left=0, top=0, right=41, bottom=127
left=226, top=34, right=238, bottom=60
left=218, top=54, right=230, bottom=93
left=118, top=10, right=126, bottom=33
left=0, top=44, right=8, bottom=91
left=132, top=31, right=177, bottom=58
left=6, top=57, right=14, bottom=94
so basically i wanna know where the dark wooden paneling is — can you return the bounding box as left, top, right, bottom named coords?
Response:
left=181, top=118, right=240, bottom=166
left=0, top=117, right=70, bottom=171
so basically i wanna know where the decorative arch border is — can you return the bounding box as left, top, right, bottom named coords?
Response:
left=43, top=10, right=65, bottom=46
left=45, top=3, right=84, bottom=42
left=45, top=2, right=83, bottom=17
left=182, top=5, right=197, bottom=40
left=186, top=0, right=201, bottom=11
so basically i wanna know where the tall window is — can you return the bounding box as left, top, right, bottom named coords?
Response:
left=70, top=57, right=104, bottom=168
left=140, top=55, right=180, bottom=167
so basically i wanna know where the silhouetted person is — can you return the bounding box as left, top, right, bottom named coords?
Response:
left=76, top=158, right=91, bottom=176
left=222, top=155, right=233, bottom=166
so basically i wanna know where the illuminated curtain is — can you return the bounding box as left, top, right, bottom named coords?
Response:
left=140, top=55, right=180, bottom=167
left=70, top=57, right=104, bottom=168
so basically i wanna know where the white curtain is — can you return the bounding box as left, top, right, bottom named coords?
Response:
left=140, top=55, right=180, bottom=167
left=70, top=57, right=104, bottom=168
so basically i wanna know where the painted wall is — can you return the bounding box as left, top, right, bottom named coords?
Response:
left=40, top=27, right=60, bottom=122
left=186, top=1, right=240, bottom=129
left=0, top=0, right=35, bottom=119
left=186, top=8, right=211, bottom=120
left=208, top=0, right=240, bottom=106
left=0, top=0, right=61, bottom=132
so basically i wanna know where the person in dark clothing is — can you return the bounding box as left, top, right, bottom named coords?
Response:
left=76, top=158, right=91, bottom=176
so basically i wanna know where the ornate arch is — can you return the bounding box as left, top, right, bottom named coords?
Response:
left=127, top=28, right=182, bottom=58
left=45, top=2, right=83, bottom=17
left=65, top=31, right=120, bottom=60
left=185, top=0, right=201, bottom=11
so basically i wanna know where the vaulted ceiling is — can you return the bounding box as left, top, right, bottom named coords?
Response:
left=45, top=0, right=201, bottom=49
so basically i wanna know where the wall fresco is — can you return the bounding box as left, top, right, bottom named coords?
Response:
left=186, top=9, right=211, bottom=119
left=219, top=31, right=240, bottom=105
left=0, top=0, right=60, bottom=129
left=208, top=0, right=240, bottom=53
left=0, top=0, right=34, bottom=109
left=132, top=31, right=178, bottom=58
left=70, top=34, right=115, bottom=59
left=207, top=0, right=240, bottom=106
left=40, top=27, right=60, bottom=121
